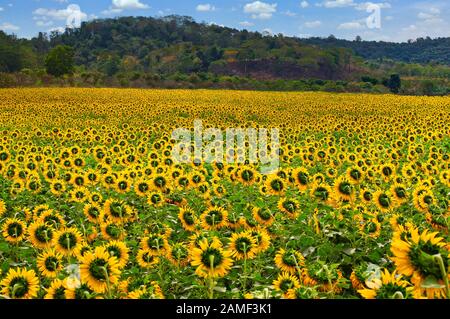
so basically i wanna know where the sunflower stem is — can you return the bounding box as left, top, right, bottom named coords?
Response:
left=208, top=254, right=215, bottom=299
left=392, top=291, right=404, bottom=299
left=433, top=254, right=450, bottom=299
left=101, top=266, right=112, bottom=299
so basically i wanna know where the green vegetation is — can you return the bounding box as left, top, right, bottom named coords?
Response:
left=0, top=15, right=449, bottom=95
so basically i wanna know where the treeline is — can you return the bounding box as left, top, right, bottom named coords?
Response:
left=301, top=36, right=450, bottom=65
left=0, top=15, right=449, bottom=95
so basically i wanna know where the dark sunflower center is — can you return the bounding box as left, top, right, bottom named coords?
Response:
left=282, top=251, right=297, bottom=266
left=9, top=277, right=29, bottom=298
left=138, top=183, right=149, bottom=192
left=88, top=207, right=100, bottom=218
left=150, top=194, right=162, bottom=204
left=350, top=169, right=361, bottom=181
left=53, top=286, right=67, bottom=299
left=378, top=194, right=390, bottom=208
left=183, top=211, right=195, bottom=225
left=7, top=223, right=23, bottom=237
left=205, top=210, right=223, bottom=226
left=279, top=279, right=295, bottom=292
left=314, top=187, right=329, bottom=200
left=395, top=187, right=406, bottom=198
left=201, top=248, right=223, bottom=268
left=106, top=224, right=121, bottom=239
left=282, top=201, right=296, bottom=213
left=241, top=170, right=254, bottom=181
left=408, top=242, right=447, bottom=279
left=154, top=176, right=166, bottom=187
left=45, top=256, right=60, bottom=271
left=270, top=179, right=284, bottom=191
left=35, top=226, right=53, bottom=243
left=107, top=246, right=122, bottom=259
left=382, top=167, right=393, bottom=176
left=257, top=209, right=271, bottom=220
left=235, top=237, right=252, bottom=253
left=58, top=232, right=77, bottom=250
left=88, top=258, right=109, bottom=281
left=338, top=182, right=352, bottom=195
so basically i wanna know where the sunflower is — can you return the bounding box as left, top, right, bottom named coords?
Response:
left=273, top=272, right=301, bottom=296
left=229, top=231, right=258, bottom=260
left=103, top=199, right=133, bottom=223
left=104, top=241, right=129, bottom=268
left=274, top=248, right=305, bottom=275
left=2, top=218, right=27, bottom=243
left=249, top=226, right=271, bottom=253
left=140, top=233, right=169, bottom=254
left=83, top=203, right=102, bottom=223
left=200, top=206, right=229, bottom=230
left=114, top=176, right=131, bottom=194
left=0, top=268, right=40, bottom=299
left=79, top=246, right=121, bottom=294
left=291, top=167, right=309, bottom=191
left=136, top=249, right=160, bottom=268
left=265, top=175, right=286, bottom=195
left=252, top=206, right=274, bottom=226
left=147, top=191, right=165, bottom=207
left=127, top=282, right=164, bottom=299
left=347, top=166, right=364, bottom=185
left=166, top=242, right=190, bottom=266
left=358, top=269, right=415, bottom=299
left=360, top=218, right=381, bottom=238
left=37, top=249, right=64, bottom=278
left=310, top=183, right=334, bottom=205
left=190, top=238, right=233, bottom=278
left=37, top=210, right=66, bottom=229
left=238, top=166, right=258, bottom=186
left=333, top=176, right=354, bottom=202
left=391, top=226, right=449, bottom=298
left=28, top=221, right=54, bottom=249
left=44, top=279, right=75, bottom=299
left=0, top=199, right=7, bottom=217
left=134, top=178, right=150, bottom=197
left=178, top=206, right=197, bottom=232
left=74, top=242, right=92, bottom=260
left=373, top=190, right=393, bottom=213
left=100, top=218, right=125, bottom=240
left=53, top=227, right=83, bottom=256
left=69, top=186, right=89, bottom=203
left=277, top=197, right=300, bottom=218
left=390, top=183, right=408, bottom=205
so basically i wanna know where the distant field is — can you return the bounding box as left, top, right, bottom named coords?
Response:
left=0, top=88, right=449, bottom=299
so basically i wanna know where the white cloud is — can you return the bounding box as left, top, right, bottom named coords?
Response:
left=196, top=4, right=216, bottom=12
left=320, top=0, right=355, bottom=8
left=0, top=22, right=20, bottom=31
left=385, top=15, right=393, bottom=21
left=102, top=0, right=149, bottom=15
left=283, top=10, right=297, bottom=17
left=305, top=20, right=322, bottom=28
left=48, top=26, right=66, bottom=33
left=239, top=21, right=255, bottom=27
left=355, top=2, right=391, bottom=11
left=338, top=21, right=364, bottom=29
left=300, top=1, right=309, bottom=8
left=298, top=33, right=312, bottom=38
left=36, top=20, right=54, bottom=27
left=0, top=7, right=4, bottom=12
left=112, top=0, right=149, bottom=10
left=33, top=4, right=87, bottom=21
left=244, top=1, right=277, bottom=20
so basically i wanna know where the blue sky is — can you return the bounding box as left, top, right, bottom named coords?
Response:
left=0, top=0, right=449, bottom=42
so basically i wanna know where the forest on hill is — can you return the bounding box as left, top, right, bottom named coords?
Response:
left=0, top=15, right=449, bottom=95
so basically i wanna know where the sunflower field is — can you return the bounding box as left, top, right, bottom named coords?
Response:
left=0, top=88, right=449, bottom=299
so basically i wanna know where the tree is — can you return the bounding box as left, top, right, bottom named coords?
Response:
left=45, top=45, right=74, bottom=77
left=385, top=74, right=401, bottom=93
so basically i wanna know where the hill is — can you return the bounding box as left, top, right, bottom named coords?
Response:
left=0, top=15, right=449, bottom=94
